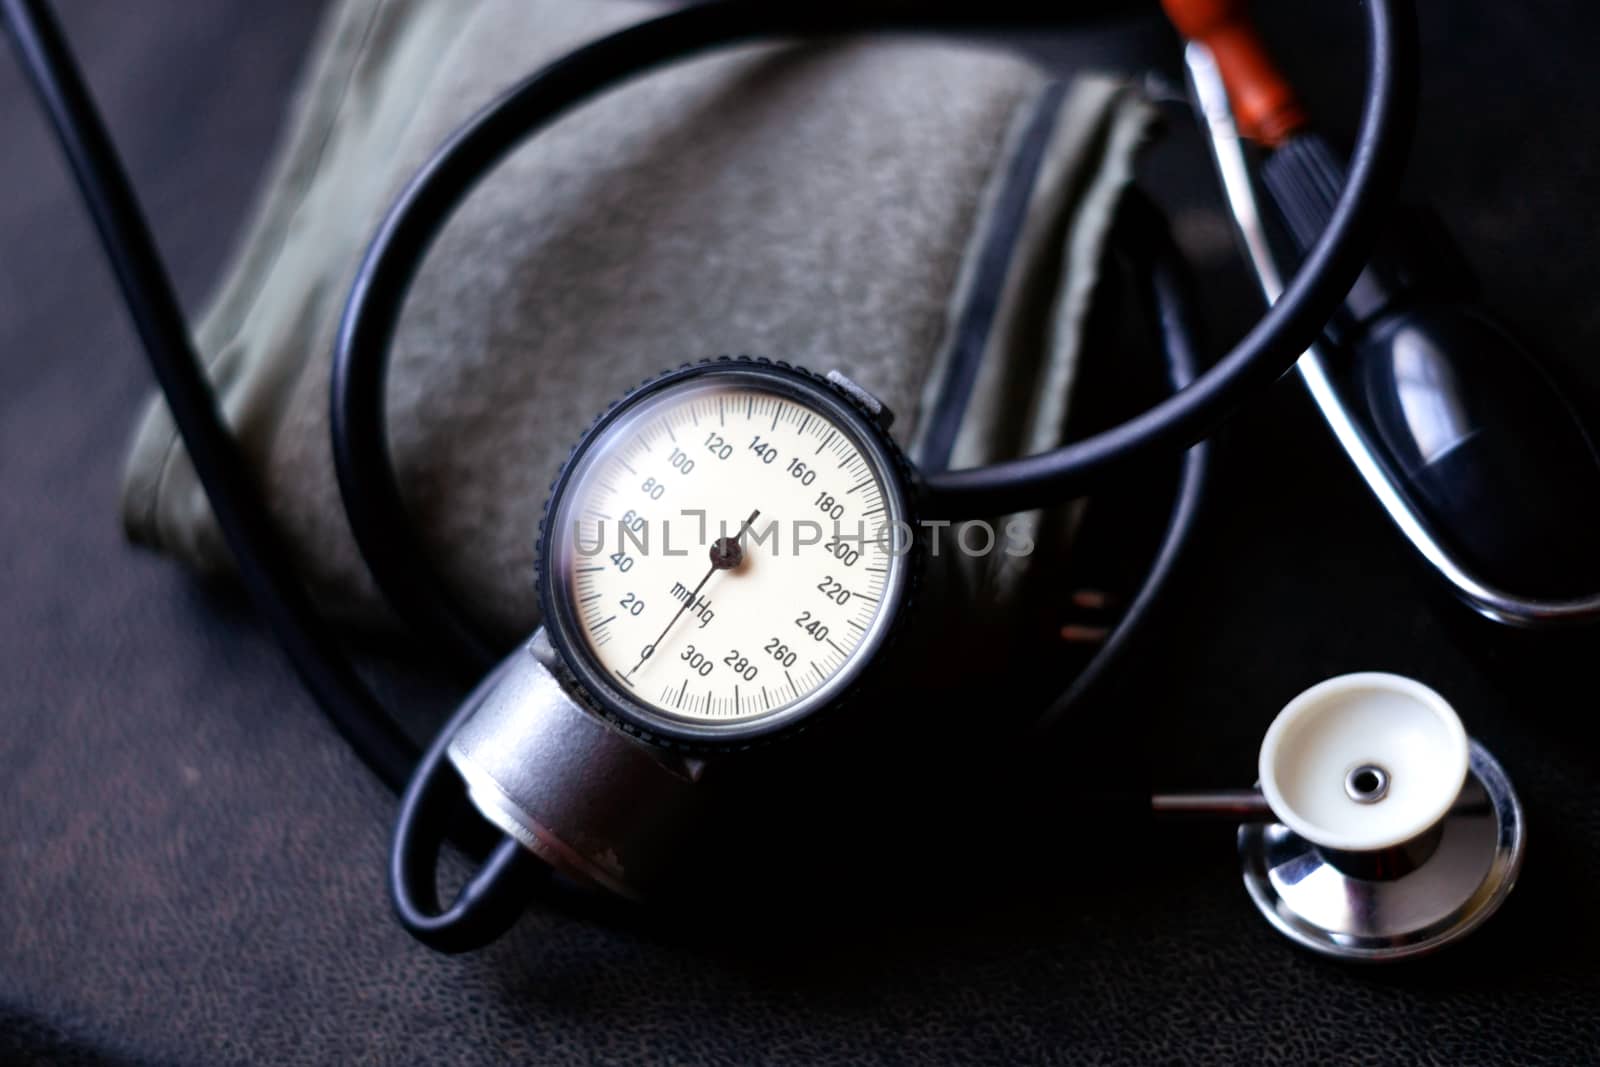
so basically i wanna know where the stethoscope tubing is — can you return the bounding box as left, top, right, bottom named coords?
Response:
left=1186, top=42, right=1600, bottom=629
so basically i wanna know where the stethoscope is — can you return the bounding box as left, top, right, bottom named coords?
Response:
left=6, top=0, right=1574, bottom=962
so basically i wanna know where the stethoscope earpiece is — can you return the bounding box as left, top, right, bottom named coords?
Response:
left=1240, top=673, right=1523, bottom=962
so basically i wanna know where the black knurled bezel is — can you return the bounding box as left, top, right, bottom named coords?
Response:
left=534, top=356, right=924, bottom=754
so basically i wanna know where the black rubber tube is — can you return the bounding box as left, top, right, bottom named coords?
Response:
left=1032, top=187, right=1210, bottom=734
left=388, top=655, right=550, bottom=952
left=0, top=0, right=420, bottom=791
left=330, top=0, right=1417, bottom=672
left=1, top=5, right=542, bottom=941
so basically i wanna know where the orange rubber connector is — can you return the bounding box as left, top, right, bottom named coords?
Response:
left=1161, top=0, right=1307, bottom=146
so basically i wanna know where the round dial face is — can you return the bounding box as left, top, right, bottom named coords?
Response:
left=543, top=365, right=911, bottom=744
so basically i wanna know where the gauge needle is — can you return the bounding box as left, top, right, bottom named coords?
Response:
left=624, top=508, right=760, bottom=679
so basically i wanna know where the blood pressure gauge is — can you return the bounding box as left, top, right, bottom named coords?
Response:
left=540, top=359, right=916, bottom=746
left=447, top=359, right=920, bottom=895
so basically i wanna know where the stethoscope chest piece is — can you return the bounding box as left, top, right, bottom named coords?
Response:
left=1239, top=673, right=1524, bottom=962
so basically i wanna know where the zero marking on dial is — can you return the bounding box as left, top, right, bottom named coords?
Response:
left=555, top=380, right=897, bottom=726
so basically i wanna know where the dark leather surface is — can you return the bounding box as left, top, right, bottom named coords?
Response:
left=3, top=2, right=1599, bottom=1064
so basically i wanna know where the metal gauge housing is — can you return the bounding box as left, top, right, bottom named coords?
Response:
left=539, top=359, right=917, bottom=749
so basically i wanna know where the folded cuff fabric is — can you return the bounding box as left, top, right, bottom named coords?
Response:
left=120, top=0, right=1154, bottom=642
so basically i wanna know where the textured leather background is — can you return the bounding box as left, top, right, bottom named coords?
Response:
left=3, top=2, right=1599, bottom=1064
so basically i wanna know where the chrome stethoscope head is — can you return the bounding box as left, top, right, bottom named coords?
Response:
left=1156, top=673, right=1523, bottom=963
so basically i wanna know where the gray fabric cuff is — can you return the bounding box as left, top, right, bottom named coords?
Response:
left=121, top=0, right=1154, bottom=641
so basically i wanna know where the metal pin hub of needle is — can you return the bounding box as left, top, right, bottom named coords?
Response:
left=709, top=536, right=743, bottom=570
